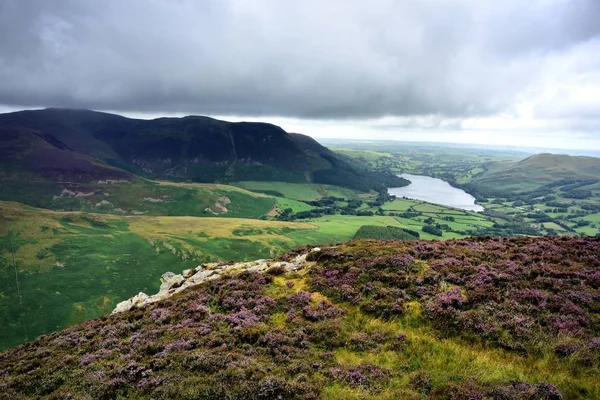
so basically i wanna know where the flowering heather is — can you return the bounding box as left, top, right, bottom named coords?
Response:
left=309, top=236, right=600, bottom=360
left=0, top=236, right=598, bottom=399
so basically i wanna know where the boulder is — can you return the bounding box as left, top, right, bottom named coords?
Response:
left=159, top=272, right=185, bottom=292
left=182, top=269, right=196, bottom=278
left=189, top=269, right=217, bottom=284
left=112, top=292, right=148, bottom=314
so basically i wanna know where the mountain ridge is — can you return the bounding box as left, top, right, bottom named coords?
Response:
left=0, top=108, right=407, bottom=209
left=0, top=108, right=407, bottom=199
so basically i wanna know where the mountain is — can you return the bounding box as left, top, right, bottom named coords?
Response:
left=0, top=236, right=597, bottom=399
left=0, top=108, right=404, bottom=195
left=470, top=153, right=600, bottom=194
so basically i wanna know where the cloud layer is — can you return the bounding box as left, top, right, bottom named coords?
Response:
left=0, top=0, right=599, bottom=148
left=0, top=1, right=598, bottom=115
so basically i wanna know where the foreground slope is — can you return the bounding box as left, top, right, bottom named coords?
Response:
left=1, top=236, right=598, bottom=399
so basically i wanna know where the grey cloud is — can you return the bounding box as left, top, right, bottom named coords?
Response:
left=0, top=0, right=599, bottom=119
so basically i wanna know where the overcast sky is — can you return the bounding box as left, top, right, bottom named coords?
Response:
left=1, top=0, right=599, bottom=149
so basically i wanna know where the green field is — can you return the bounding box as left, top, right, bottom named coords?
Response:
left=233, top=181, right=371, bottom=201
left=272, top=196, right=315, bottom=213
left=0, top=201, right=317, bottom=350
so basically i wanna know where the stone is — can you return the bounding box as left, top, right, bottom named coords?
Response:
left=294, top=253, right=307, bottom=265
left=131, top=292, right=149, bottom=306
left=159, top=273, right=185, bottom=292
left=112, top=249, right=322, bottom=314
left=182, top=269, right=195, bottom=278
left=189, top=269, right=217, bottom=284
left=112, top=299, right=133, bottom=314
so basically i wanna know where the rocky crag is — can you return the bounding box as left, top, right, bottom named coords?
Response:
left=112, top=247, right=321, bottom=314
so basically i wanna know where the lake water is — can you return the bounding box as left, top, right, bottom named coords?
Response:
left=388, top=173, right=485, bottom=212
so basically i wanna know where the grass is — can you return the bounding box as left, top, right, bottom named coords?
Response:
left=0, top=201, right=317, bottom=350
left=272, top=196, right=315, bottom=213
left=233, top=181, right=369, bottom=201
left=382, top=198, right=496, bottom=238
left=0, top=175, right=276, bottom=219
left=287, top=215, right=403, bottom=244
left=3, top=196, right=501, bottom=351
left=381, top=198, right=416, bottom=212
left=321, top=310, right=598, bottom=399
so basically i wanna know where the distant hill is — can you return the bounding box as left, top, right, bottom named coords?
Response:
left=0, top=108, right=406, bottom=211
left=470, top=153, right=600, bottom=194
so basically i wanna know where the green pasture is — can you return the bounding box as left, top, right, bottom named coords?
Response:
left=233, top=181, right=369, bottom=201
left=273, top=197, right=314, bottom=213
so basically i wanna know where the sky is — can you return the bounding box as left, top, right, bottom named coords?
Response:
left=0, top=0, right=599, bottom=150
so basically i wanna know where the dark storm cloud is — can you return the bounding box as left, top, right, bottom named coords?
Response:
left=0, top=0, right=599, bottom=119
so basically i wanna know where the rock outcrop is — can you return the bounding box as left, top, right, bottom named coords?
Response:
left=112, top=247, right=321, bottom=314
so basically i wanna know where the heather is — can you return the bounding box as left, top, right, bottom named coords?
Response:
left=0, top=237, right=598, bottom=399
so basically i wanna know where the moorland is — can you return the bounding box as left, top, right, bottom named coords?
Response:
left=0, top=236, right=598, bottom=399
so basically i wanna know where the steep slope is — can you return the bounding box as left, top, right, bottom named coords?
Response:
left=1, top=236, right=598, bottom=399
left=0, top=108, right=401, bottom=192
left=0, top=125, right=275, bottom=216
left=471, top=153, right=600, bottom=194
left=0, top=201, right=314, bottom=350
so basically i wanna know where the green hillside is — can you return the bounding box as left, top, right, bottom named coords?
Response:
left=472, top=153, right=600, bottom=193
left=0, top=201, right=317, bottom=350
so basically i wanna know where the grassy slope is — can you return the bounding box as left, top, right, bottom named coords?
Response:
left=0, top=196, right=499, bottom=351
left=0, top=171, right=277, bottom=218
left=0, top=201, right=315, bottom=350
left=0, top=237, right=597, bottom=399
left=233, top=181, right=372, bottom=201
left=473, top=153, right=600, bottom=193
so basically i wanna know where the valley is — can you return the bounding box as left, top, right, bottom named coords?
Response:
left=2, top=3, right=600, bottom=398
left=0, top=109, right=599, bottom=399
left=330, top=140, right=600, bottom=237
left=2, top=111, right=600, bottom=351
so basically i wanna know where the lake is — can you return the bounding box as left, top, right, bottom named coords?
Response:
left=388, top=173, right=485, bottom=212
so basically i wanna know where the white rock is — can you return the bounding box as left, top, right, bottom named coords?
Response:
left=182, top=269, right=196, bottom=278
left=112, top=249, right=323, bottom=314
left=159, top=273, right=185, bottom=292
left=112, top=300, right=133, bottom=314
left=131, top=292, right=149, bottom=306
left=189, top=269, right=217, bottom=284
left=294, top=253, right=307, bottom=265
